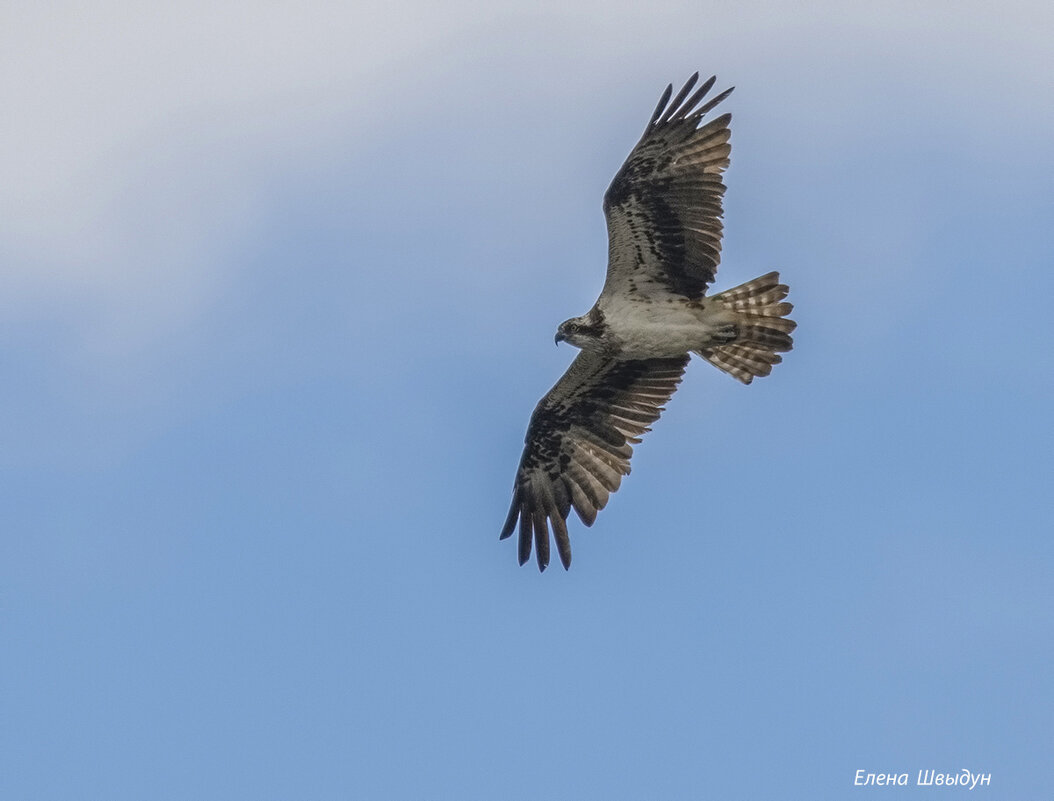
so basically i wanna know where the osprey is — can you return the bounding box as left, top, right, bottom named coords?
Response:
left=501, top=73, right=796, bottom=571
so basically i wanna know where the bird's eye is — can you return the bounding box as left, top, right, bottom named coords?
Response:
left=569, top=323, right=580, bottom=333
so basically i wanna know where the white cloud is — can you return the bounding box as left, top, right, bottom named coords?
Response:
left=0, top=2, right=462, bottom=332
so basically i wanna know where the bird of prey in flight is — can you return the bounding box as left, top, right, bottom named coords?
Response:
left=501, top=73, right=796, bottom=571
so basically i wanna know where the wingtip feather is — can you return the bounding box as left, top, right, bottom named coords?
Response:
left=552, top=514, right=572, bottom=570
left=533, top=510, right=550, bottom=571
left=499, top=493, right=519, bottom=540
left=647, top=83, right=674, bottom=128
left=697, top=86, right=734, bottom=116
left=517, top=512, right=532, bottom=566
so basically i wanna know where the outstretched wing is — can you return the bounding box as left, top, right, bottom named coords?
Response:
left=500, top=351, right=689, bottom=571
left=601, top=73, right=733, bottom=302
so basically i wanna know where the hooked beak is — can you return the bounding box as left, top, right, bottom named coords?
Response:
left=554, top=330, right=565, bottom=345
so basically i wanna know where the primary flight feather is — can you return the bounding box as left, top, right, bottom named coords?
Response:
left=501, top=73, right=796, bottom=571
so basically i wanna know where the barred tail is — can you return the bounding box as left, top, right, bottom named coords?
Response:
left=698, top=271, right=796, bottom=384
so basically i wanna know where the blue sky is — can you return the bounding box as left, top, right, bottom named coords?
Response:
left=3, top=1, right=1052, bottom=798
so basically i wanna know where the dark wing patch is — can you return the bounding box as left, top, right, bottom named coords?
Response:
left=601, top=73, right=734, bottom=301
left=500, top=352, right=689, bottom=571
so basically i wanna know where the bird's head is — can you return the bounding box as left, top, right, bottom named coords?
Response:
left=555, top=310, right=605, bottom=351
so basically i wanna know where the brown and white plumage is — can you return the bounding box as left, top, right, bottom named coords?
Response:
left=501, top=353, right=688, bottom=570
left=501, top=73, right=796, bottom=571
left=601, top=73, right=733, bottom=302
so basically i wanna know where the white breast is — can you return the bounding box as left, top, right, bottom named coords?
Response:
left=602, top=296, right=727, bottom=358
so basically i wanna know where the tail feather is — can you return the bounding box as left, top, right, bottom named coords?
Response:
left=699, top=271, right=796, bottom=384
